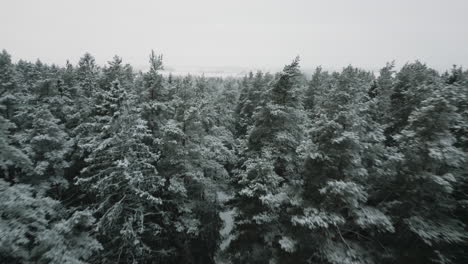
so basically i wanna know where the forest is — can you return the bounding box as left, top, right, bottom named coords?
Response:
left=0, top=49, right=467, bottom=264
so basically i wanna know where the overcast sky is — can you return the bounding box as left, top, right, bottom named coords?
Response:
left=1, top=0, right=467, bottom=72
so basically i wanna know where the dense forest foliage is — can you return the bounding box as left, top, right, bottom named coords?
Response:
left=0, top=49, right=467, bottom=264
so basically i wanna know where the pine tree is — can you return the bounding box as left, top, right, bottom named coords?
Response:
left=0, top=50, right=19, bottom=121
left=0, top=179, right=101, bottom=264
left=382, top=84, right=467, bottom=264
left=235, top=71, right=271, bottom=137
left=294, top=66, right=396, bottom=263
left=139, top=51, right=170, bottom=135
left=78, top=109, right=171, bottom=263
left=0, top=114, right=31, bottom=182
left=386, top=61, right=438, bottom=143
left=228, top=57, right=306, bottom=263
left=100, top=55, right=134, bottom=91
left=304, top=66, right=331, bottom=113
left=14, top=106, right=72, bottom=189
left=76, top=53, right=99, bottom=97
left=71, top=54, right=108, bottom=162
left=76, top=78, right=199, bottom=263
left=158, top=75, right=238, bottom=263
left=370, top=62, right=395, bottom=125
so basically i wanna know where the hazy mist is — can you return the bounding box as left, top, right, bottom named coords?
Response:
left=1, top=0, right=467, bottom=73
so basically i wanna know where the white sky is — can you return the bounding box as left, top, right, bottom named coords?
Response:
left=1, top=0, right=467, bottom=72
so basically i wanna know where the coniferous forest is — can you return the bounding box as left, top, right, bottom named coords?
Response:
left=0, top=49, right=467, bottom=264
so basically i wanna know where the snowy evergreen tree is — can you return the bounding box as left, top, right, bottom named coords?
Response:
left=100, top=55, right=134, bottom=91
left=77, top=107, right=178, bottom=263
left=228, top=57, right=306, bottom=263
left=0, top=113, right=31, bottom=181
left=386, top=61, right=439, bottom=143
left=0, top=179, right=101, bottom=264
left=15, top=106, right=72, bottom=188
left=294, top=66, right=396, bottom=264
left=76, top=53, right=99, bottom=97
left=304, top=66, right=330, bottom=113
left=382, top=84, right=467, bottom=264
left=0, top=50, right=19, bottom=121
left=235, top=71, right=271, bottom=137
left=369, top=62, right=395, bottom=125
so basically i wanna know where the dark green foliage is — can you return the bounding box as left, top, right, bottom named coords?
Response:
left=0, top=50, right=466, bottom=264
left=296, top=66, right=396, bottom=263
left=228, top=58, right=306, bottom=263
left=381, top=86, right=467, bottom=264
left=0, top=179, right=101, bottom=264
left=386, top=61, right=439, bottom=141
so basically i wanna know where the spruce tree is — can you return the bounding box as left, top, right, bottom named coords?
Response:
left=228, top=57, right=306, bottom=263
left=295, top=66, right=395, bottom=263
left=383, top=85, right=467, bottom=264
left=0, top=179, right=101, bottom=264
